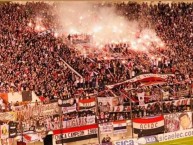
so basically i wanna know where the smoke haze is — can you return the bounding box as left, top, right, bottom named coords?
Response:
left=54, top=2, right=164, bottom=51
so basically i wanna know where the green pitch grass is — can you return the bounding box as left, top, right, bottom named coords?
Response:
left=151, top=137, right=193, bottom=145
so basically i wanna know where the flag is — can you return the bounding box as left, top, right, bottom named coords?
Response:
left=137, top=92, right=145, bottom=105
left=133, top=116, right=164, bottom=136
left=113, top=120, right=127, bottom=134
left=62, top=104, right=77, bottom=114
left=58, top=98, right=75, bottom=107
left=78, top=98, right=96, bottom=110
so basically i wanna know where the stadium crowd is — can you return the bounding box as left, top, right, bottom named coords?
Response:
left=0, top=1, right=192, bottom=122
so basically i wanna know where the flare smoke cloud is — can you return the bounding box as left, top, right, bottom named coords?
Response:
left=54, top=2, right=164, bottom=51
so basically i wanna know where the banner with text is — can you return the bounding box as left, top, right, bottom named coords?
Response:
left=63, top=115, right=96, bottom=129
left=133, top=115, right=164, bottom=137
left=99, top=122, right=113, bottom=134
left=53, top=124, right=98, bottom=144
left=15, top=102, right=59, bottom=120
left=62, top=104, right=77, bottom=114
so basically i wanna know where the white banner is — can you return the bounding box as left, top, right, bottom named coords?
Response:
left=107, top=73, right=174, bottom=89
left=99, top=123, right=113, bottom=134
left=7, top=91, right=40, bottom=103
left=16, top=102, right=59, bottom=120
left=62, top=104, right=76, bottom=114
left=63, top=116, right=96, bottom=128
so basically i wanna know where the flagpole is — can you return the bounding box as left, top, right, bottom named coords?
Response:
left=156, top=85, right=164, bottom=115
left=119, top=89, right=134, bottom=138
left=60, top=106, right=64, bottom=145
left=190, top=81, right=193, bottom=111
left=160, top=87, right=164, bottom=115
left=129, top=99, right=134, bottom=138
left=58, top=99, right=64, bottom=145
left=20, top=116, right=24, bottom=145
left=96, top=88, right=101, bottom=144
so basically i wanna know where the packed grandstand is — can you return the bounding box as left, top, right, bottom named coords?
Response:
left=0, top=1, right=192, bottom=145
